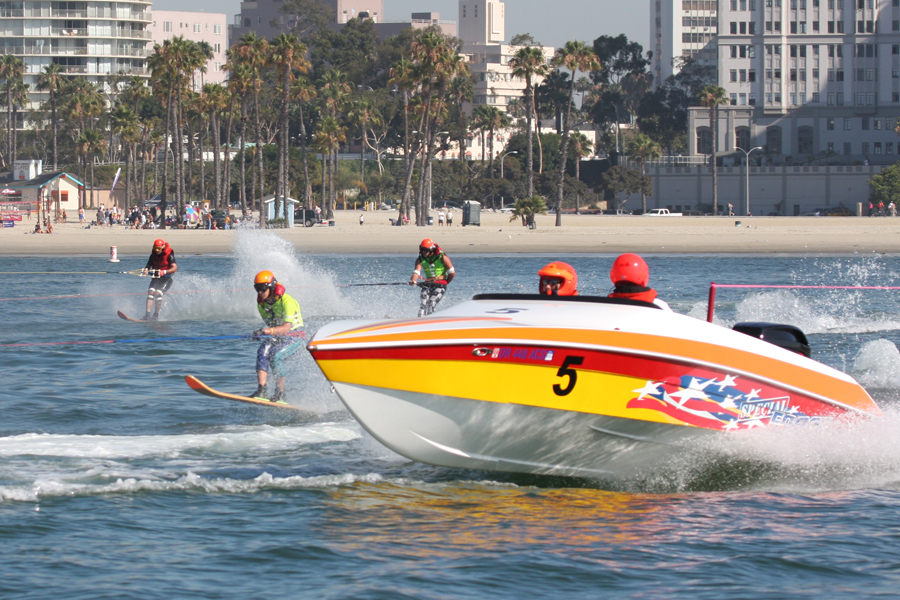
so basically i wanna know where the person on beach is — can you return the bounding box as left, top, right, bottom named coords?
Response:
left=538, top=262, right=578, bottom=296
left=78, top=207, right=84, bottom=224
left=359, top=213, right=364, bottom=226
left=141, top=238, right=178, bottom=321
left=608, top=253, right=670, bottom=311
left=446, top=210, right=452, bottom=226
left=438, top=209, right=445, bottom=226
left=409, top=238, right=456, bottom=317
left=250, top=270, right=305, bottom=402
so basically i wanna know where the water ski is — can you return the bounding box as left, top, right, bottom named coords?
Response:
left=185, top=375, right=305, bottom=411
left=118, top=310, right=148, bottom=322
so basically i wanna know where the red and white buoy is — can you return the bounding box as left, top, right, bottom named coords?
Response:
left=109, top=246, right=120, bottom=263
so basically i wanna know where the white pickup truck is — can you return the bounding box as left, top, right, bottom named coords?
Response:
left=642, top=208, right=683, bottom=216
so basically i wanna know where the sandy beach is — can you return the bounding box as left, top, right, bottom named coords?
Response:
left=2, top=209, right=899, bottom=256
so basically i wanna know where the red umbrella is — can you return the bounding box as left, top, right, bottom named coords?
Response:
left=1, top=189, right=16, bottom=195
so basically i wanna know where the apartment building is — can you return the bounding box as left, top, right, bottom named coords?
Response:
left=651, top=0, right=719, bottom=86
left=148, top=10, right=228, bottom=90
left=0, top=0, right=152, bottom=111
left=693, top=0, right=900, bottom=165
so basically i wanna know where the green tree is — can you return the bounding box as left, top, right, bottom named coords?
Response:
left=0, top=55, right=25, bottom=167
left=625, top=132, right=662, bottom=213
left=552, top=40, right=601, bottom=226
left=509, top=44, right=549, bottom=197
left=510, top=195, right=548, bottom=226
left=869, top=162, right=900, bottom=205
left=36, top=63, right=65, bottom=171
left=697, top=84, right=729, bottom=210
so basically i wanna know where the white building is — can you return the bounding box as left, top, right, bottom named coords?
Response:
left=0, top=0, right=152, bottom=111
left=148, top=10, right=228, bottom=90
left=689, top=0, right=900, bottom=167
left=651, top=0, right=719, bottom=86
left=459, top=0, right=554, bottom=115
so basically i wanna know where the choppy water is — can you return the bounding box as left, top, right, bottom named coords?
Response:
left=3, top=232, right=900, bottom=598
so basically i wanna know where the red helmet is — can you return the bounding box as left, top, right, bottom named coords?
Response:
left=610, top=253, right=649, bottom=287
left=538, top=262, right=578, bottom=296
left=152, top=239, right=166, bottom=250
left=420, top=238, right=436, bottom=252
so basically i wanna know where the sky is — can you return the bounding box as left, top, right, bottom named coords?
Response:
left=152, top=0, right=651, bottom=52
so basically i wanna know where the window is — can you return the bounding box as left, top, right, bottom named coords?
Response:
left=740, top=22, right=746, bottom=33
left=828, top=92, right=835, bottom=104
left=749, top=70, right=756, bottom=82
left=875, top=142, right=883, bottom=154
left=812, top=92, right=820, bottom=102
left=697, top=128, right=713, bottom=155
left=844, top=142, right=852, bottom=155
left=193, top=23, right=200, bottom=33
left=749, top=93, right=757, bottom=105
left=862, top=118, right=869, bottom=130
left=731, top=69, right=738, bottom=82
left=862, top=142, right=869, bottom=155
left=791, top=21, right=797, bottom=33
left=798, top=126, right=814, bottom=154
left=214, top=24, right=222, bottom=34
left=791, top=92, right=798, bottom=105
left=731, top=93, right=738, bottom=105
left=844, top=118, right=851, bottom=130
left=740, top=93, right=747, bottom=105
left=214, top=43, right=221, bottom=53
left=827, top=118, right=835, bottom=130
left=740, top=69, right=747, bottom=81
left=164, top=21, right=172, bottom=32
left=731, top=21, right=738, bottom=33
left=888, top=143, right=895, bottom=155
left=875, top=119, right=882, bottom=130
left=837, top=93, right=844, bottom=105
left=731, top=45, right=738, bottom=58
left=766, top=126, right=783, bottom=154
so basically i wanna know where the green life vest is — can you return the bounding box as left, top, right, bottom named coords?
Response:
left=257, top=292, right=304, bottom=330
left=421, top=252, right=446, bottom=279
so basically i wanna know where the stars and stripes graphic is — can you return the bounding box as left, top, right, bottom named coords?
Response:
left=626, top=373, right=825, bottom=431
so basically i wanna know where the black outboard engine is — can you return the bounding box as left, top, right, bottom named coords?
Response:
left=732, top=322, right=812, bottom=358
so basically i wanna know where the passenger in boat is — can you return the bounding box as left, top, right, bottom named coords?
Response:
left=250, top=270, right=305, bottom=402
left=608, top=253, right=671, bottom=311
left=538, top=262, right=578, bottom=296
left=410, top=238, right=456, bottom=316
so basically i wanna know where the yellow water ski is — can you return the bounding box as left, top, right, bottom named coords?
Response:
left=185, top=375, right=306, bottom=411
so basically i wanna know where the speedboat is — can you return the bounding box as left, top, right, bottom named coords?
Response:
left=306, top=294, right=880, bottom=480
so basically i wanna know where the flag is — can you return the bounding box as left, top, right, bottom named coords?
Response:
left=110, top=167, right=122, bottom=192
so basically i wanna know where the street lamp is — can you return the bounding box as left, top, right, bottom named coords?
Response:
left=499, top=150, right=517, bottom=209
left=735, top=146, right=762, bottom=216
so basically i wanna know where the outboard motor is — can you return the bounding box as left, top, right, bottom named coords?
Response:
left=732, top=322, right=811, bottom=358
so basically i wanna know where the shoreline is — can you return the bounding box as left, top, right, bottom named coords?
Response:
left=2, top=210, right=899, bottom=256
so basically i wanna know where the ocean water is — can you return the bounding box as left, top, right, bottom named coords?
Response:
left=3, top=232, right=900, bottom=598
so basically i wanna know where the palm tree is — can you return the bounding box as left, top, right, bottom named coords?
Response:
left=698, top=84, right=729, bottom=210
left=36, top=63, right=64, bottom=171
left=199, top=83, right=228, bottom=207
left=568, top=131, right=593, bottom=213
left=448, top=74, right=474, bottom=162
left=552, top=41, right=601, bottom=226
left=509, top=45, right=549, bottom=197
left=510, top=195, right=548, bottom=227
left=232, top=32, right=270, bottom=226
left=77, top=129, right=108, bottom=208
left=0, top=55, right=25, bottom=167
left=9, top=79, right=28, bottom=168
left=110, top=104, right=139, bottom=205
left=625, top=132, right=662, bottom=214
left=291, top=76, right=317, bottom=208
left=313, top=116, right=346, bottom=219
left=269, top=33, right=309, bottom=224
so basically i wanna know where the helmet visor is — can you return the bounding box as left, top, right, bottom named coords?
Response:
left=254, top=282, right=272, bottom=292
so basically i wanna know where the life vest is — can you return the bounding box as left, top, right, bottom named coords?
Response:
left=609, top=283, right=658, bottom=304
left=147, top=244, right=175, bottom=271
left=420, top=251, right=447, bottom=283
left=257, top=292, right=304, bottom=330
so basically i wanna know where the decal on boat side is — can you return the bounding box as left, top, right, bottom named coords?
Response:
left=627, top=374, right=833, bottom=430
left=491, top=347, right=556, bottom=361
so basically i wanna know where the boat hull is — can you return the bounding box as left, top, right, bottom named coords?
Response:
left=308, top=295, right=879, bottom=479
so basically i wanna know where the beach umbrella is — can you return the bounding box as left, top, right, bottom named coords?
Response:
left=184, top=205, right=200, bottom=224
left=1, top=189, right=15, bottom=195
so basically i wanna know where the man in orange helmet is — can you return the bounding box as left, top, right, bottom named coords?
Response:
left=250, top=270, right=304, bottom=402
left=141, top=238, right=178, bottom=321
left=409, top=238, right=456, bottom=316
left=608, top=253, right=671, bottom=311
left=538, top=262, right=578, bottom=296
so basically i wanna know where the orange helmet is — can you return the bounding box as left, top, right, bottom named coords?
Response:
left=152, top=239, right=166, bottom=249
left=254, top=270, right=276, bottom=290
left=420, top=238, right=437, bottom=253
left=538, top=262, right=578, bottom=296
left=610, top=253, right=649, bottom=287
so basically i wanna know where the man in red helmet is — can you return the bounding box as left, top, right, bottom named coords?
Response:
left=538, top=262, right=578, bottom=296
left=409, top=238, right=456, bottom=316
left=141, top=238, right=178, bottom=321
left=250, top=270, right=304, bottom=402
left=608, top=253, right=671, bottom=311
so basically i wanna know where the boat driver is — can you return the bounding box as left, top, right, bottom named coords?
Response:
left=251, top=270, right=305, bottom=402
left=538, top=262, right=578, bottom=296
left=608, top=253, right=671, bottom=311
left=409, top=238, right=455, bottom=316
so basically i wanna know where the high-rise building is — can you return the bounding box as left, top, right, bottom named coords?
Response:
left=651, top=0, right=900, bottom=165
left=651, top=0, right=719, bottom=86
left=148, top=11, right=228, bottom=90
left=0, top=0, right=153, bottom=111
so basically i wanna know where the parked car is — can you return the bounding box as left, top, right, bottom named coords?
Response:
left=435, top=200, right=460, bottom=210
left=294, top=207, right=320, bottom=227
left=682, top=209, right=703, bottom=216
left=601, top=209, right=631, bottom=215
left=825, top=206, right=854, bottom=216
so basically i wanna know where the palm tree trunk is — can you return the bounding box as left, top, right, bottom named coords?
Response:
left=712, top=105, right=719, bottom=210
left=51, top=92, right=58, bottom=171
left=254, top=87, right=266, bottom=228
left=211, top=111, right=222, bottom=208
left=298, top=102, right=311, bottom=209
left=555, top=80, right=578, bottom=227
left=224, top=95, right=237, bottom=212
left=160, top=87, right=173, bottom=229
left=526, top=84, right=534, bottom=197
left=238, top=97, right=247, bottom=215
